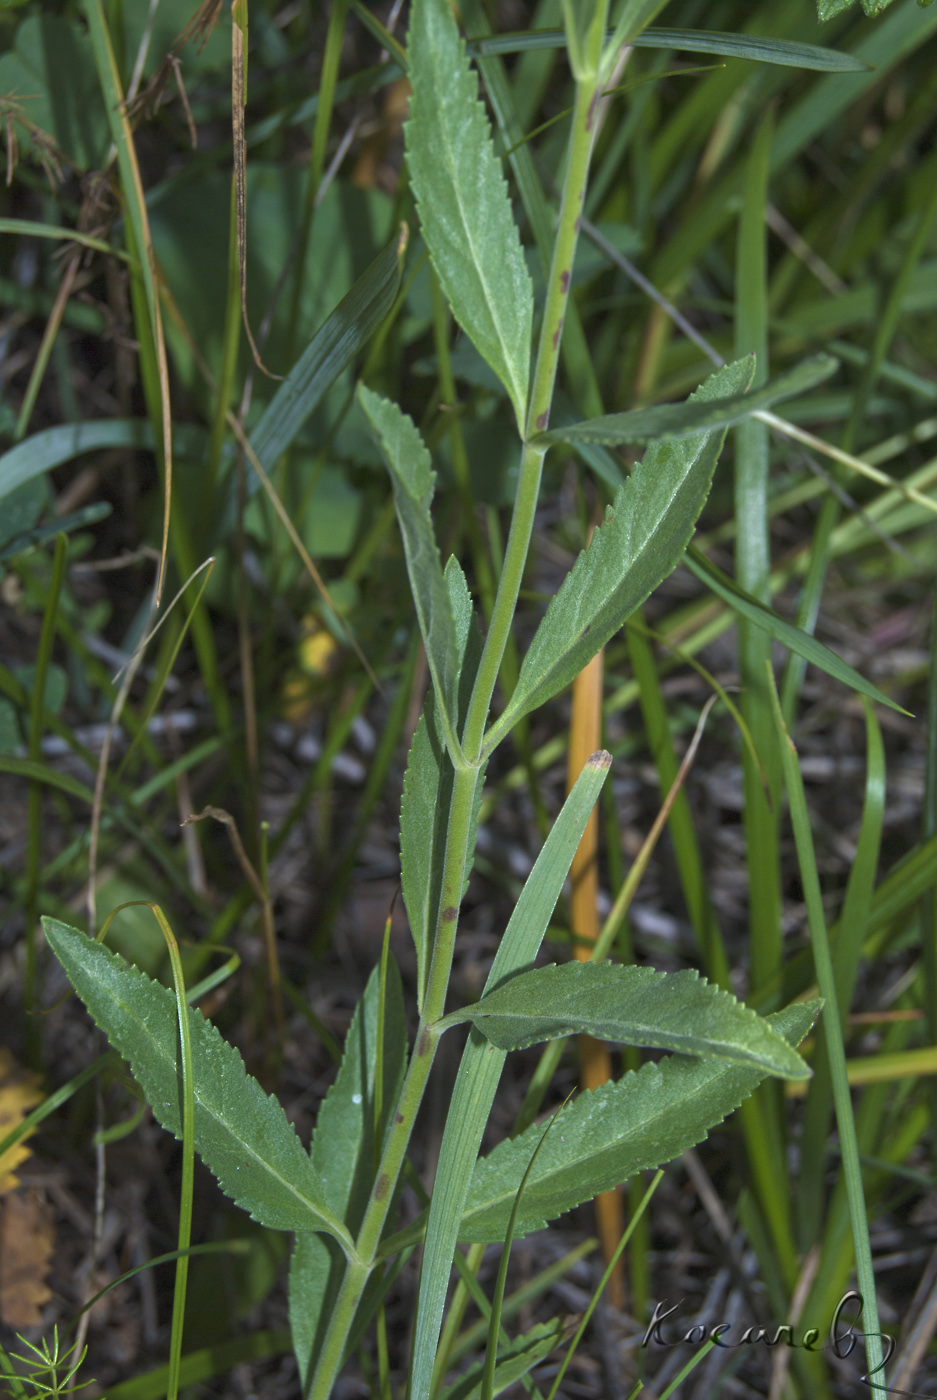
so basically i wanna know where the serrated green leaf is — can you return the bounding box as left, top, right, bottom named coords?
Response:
left=536, top=354, right=837, bottom=447
left=400, top=557, right=484, bottom=1009
left=409, top=753, right=612, bottom=1400
left=489, top=358, right=754, bottom=747
left=405, top=0, right=533, bottom=430
left=400, top=708, right=446, bottom=1010
left=359, top=386, right=465, bottom=751
left=446, top=963, right=809, bottom=1078
left=440, top=1319, right=566, bottom=1400
left=684, top=547, right=910, bottom=716
left=459, top=1000, right=821, bottom=1242
left=43, top=919, right=352, bottom=1249
left=291, top=960, right=407, bottom=1388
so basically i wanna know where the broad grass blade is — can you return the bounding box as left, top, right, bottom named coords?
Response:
left=447, top=963, right=809, bottom=1078
left=460, top=1001, right=820, bottom=1242
left=245, top=231, right=405, bottom=498
left=491, top=359, right=755, bottom=744
left=410, top=753, right=611, bottom=1400
left=406, top=0, right=533, bottom=431
left=43, top=920, right=352, bottom=1248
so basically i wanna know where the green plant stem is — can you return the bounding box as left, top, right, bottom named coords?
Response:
left=466, top=71, right=602, bottom=762
left=24, top=531, right=67, bottom=1068
left=313, top=41, right=607, bottom=1400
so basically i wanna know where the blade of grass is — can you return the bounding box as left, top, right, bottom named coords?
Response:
left=799, top=701, right=885, bottom=1247
left=925, top=581, right=937, bottom=1177
left=768, top=667, right=887, bottom=1396
left=480, top=1105, right=568, bottom=1400
left=545, top=1171, right=663, bottom=1400
left=24, top=531, right=67, bottom=1068
left=625, top=617, right=731, bottom=989
left=83, top=0, right=173, bottom=602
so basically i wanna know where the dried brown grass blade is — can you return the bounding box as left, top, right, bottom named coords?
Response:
left=232, top=0, right=283, bottom=381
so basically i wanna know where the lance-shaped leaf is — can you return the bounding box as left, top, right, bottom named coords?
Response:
left=489, top=358, right=754, bottom=748
left=684, top=546, right=909, bottom=716
left=406, top=0, right=533, bottom=431
left=535, top=354, right=837, bottom=447
left=359, top=387, right=463, bottom=749
left=400, top=557, right=485, bottom=1007
left=409, top=753, right=612, bottom=1400
left=291, top=958, right=407, bottom=1389
left=43, top=919, right=352, bottom=1250
left=443, top=962, right=810, bottom=1079
left=459, top=999, right=821, bottom=1243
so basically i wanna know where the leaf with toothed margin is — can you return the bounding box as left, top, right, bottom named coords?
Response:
left=405, top=0, right=533, bottom=431
left=443, top=962, right=810, bottom=1079
left=43, top=918, right=352, bottom=1248
left=358, top=386, right=463, bottom=752
left=488, top=357, right=755, bottom=749
left=459, top=998, right=821, bottom=1242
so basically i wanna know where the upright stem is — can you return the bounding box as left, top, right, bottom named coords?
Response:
left=462, top=71, right=602, bottom=762
left=309, top=38, right=607, bottom=1400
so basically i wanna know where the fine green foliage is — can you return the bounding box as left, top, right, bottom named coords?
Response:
left=491, top=357, right=754, bottom=742
left=0, top=421, right=156, bottom=501
left=42, top=919, right=351, bottom=1249
left=460, top=1000, right=820, bottom=1242
left=466, top=27, right=871, bottom=69
left=536, top=354, right=837, bottom=446
left=405, top=0, right=533, bottom=430
left=445, top=963, right=811, bottom=1078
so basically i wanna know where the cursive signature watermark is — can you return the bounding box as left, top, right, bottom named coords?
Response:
left=641, top=1290, right=933, bottom=1398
